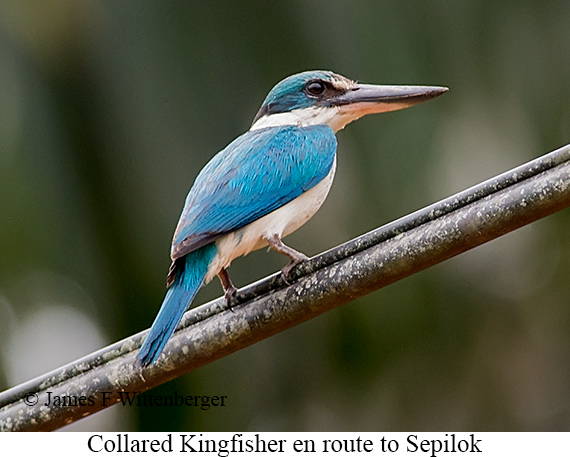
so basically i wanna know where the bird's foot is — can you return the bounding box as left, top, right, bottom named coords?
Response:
left=280, top=254, right=309, bottom=285
left=267, top=234, right=309, bottom=285
left=218, top=268, right=237, bottom=312
left=224, top=284, right=237, bottom=311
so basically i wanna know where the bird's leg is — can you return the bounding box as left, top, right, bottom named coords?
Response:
left=218, top=268, right=237, bottom=309
left=267, top=234, right=309, bottom=284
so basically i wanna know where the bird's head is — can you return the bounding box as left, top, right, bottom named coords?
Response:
left=251, top=70, right=447, bottom=132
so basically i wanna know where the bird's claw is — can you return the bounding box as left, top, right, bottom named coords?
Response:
left=280, top=254, right=309, bottom=285
left=224, top=285, right=237, bottom=312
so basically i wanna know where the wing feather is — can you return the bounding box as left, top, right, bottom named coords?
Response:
left=171, top=125, right=337, bottom=260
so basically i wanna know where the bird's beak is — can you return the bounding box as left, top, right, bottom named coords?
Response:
left=332, top=84, right=448, bottom=118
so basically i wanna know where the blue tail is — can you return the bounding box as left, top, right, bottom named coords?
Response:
left=137, top=243, right=217, bottom=367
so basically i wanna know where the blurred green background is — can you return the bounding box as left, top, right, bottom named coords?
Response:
left=1, top=0, right=569, bottom=431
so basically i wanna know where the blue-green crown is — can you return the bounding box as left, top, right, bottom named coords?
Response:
left=253, top=70, right=354, bottom=123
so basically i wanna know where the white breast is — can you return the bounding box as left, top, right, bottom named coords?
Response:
left=205, top=156, right=337, bottom=282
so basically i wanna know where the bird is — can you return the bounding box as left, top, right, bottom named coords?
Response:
left=137, top=70, right=448, bottom=367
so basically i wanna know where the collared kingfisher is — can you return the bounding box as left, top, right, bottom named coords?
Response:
left=138, top=70, right=447, bottom=367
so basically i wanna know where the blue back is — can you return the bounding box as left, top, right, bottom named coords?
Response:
left=172, top=124, right=337, bottom=259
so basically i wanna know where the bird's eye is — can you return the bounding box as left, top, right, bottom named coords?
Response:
left=305, top=80, right=326, bottom=96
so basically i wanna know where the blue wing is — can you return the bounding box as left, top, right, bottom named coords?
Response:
left=171, top=124, right=337, bottom=260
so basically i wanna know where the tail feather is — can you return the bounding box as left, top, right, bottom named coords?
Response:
left=137, top=243, right=217, bottom=367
